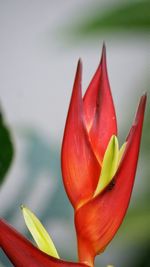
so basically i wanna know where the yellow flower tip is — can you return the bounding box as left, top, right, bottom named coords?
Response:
left=94, top=135, right=127, bottom=198
left=20, top=204, right=25, bottom=210
left=94, top=135, right=119, bottom=197
left=21, top=205, right=59, bottom=259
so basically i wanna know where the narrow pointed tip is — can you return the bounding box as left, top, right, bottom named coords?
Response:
left=99, top=42, right=107, bottom=68
left=143, top=91, right=147, bottom=97
left=110, top=135, right=117, bottom=145
left=140, top=93, right=147, bottom=111
left=102, top=42, right=106, bottom=54
left=20, top=204, right=24, bottom=210
left=136, top=93, right=147, bottom=119
left=75, top=59, right=82, bottom=84
left=98, top=42, right=106, bottom=67
left=111, top=134, right=116, bottom=139
left=126, top=93, right=147, bottom=142
left=102, top=42, right=106, bottom=59
left=77, top=58, right=82, bottom=70
left=141, top=92, right=147, bottom=103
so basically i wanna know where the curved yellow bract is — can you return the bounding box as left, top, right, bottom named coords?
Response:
left=21, top=205, right=59, bottom=258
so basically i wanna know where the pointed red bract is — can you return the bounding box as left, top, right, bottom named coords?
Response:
left=83, top=61, right=101, bottom=132
left=0, top=219, right=88, bottom=267
left=61, top=60, right=100, bottom=209
left=89, top=45, right=117, bottom=164
left=75, top=95, right=146, bottom=266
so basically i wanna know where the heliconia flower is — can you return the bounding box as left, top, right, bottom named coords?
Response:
left=0, top=45, right=146, bottom=267
left=0, top=218, right=88, bottom=267
left=61, top=45, right=146, bottom=266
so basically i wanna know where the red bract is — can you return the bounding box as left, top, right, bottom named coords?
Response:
left=75, top=95, right=146, bottom=266
left=61, top=46, right=118, bottom=210
left=0, top=219, right=88, bottom=267
left=84, top=46, right=117, bottom=163
left=61, top=60, right=100, bottom=209
left=61, top=46, right=146, bottom=266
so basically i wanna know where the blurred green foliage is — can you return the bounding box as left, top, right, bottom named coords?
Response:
left=0, top=107, right=14, bottom=185
left=66, top=0, right=150, bottom=38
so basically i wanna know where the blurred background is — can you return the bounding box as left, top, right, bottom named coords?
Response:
left=0, top=0, right=149, bottom=266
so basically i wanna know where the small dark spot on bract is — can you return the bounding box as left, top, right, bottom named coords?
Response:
left=108, top=179, right=115, bottom=190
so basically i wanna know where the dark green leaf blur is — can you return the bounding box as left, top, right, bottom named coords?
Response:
left=0, top=107, right=14, bottom=185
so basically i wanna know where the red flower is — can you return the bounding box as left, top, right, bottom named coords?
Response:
left=61, top=45, right=146, bottom=266
left=0, top=45, right=146, bottom=267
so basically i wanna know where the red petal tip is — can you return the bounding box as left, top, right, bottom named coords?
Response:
left=134, top=93, right=147, bottom=125
left=102, top=42, right=106, bottom=56
left=75, top=59, right=82, bottom=85
left=88, top=45, right=117, bottom=163
left=101, top=43, right=106, bottom=65
left=77, top=58, right=82, bottom=71
left=97, top=42, right=106, bottom=67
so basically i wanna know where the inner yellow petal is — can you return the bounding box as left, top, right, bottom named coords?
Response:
left=21, top=205, right=59, bottom=258
left=94, top=135, right=119, bottom=197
